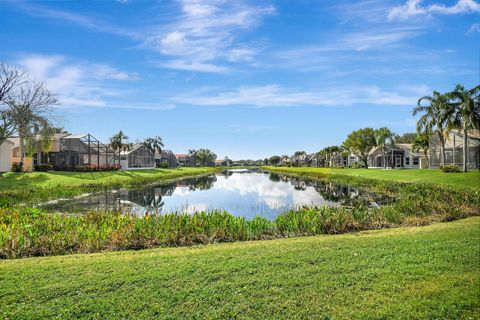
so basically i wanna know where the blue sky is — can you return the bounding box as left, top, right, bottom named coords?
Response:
left=1, top=0, right=478, bottom=159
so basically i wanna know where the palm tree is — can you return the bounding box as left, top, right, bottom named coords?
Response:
left=293, top=151, right=306, bottom=166
left=412, top=134, right=430, bottom=168
left=448, top=84, right=480, bottom=172
left=143, top=136, right=164, bottom=155
left=191, top=149, right=216, bottom=166
left=329, top=146, right=340, bottom=167
left=374, top=127, right=396, bottom=168
left=109, top=130, right=130, bottom=165
left=413, top=91, right=454, bottom=167
left=6, top=82, right=57, bottom=167
left=0, top=112, right=13, bottom=146
left=38, top=126, right=56, bottom=165
left=280, top=154, right=290, bottom=166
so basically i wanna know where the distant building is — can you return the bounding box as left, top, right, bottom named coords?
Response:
left=215, top=157, right=232, bottom=166
left=368, top=143, right=423, bottom=169
left=156, top=150, right=177, bottom=168
left=175, top=154, right=196, bottom=167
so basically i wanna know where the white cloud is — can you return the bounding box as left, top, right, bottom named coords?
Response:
left=340, top=27, right=421, bottom=51
left=16, top=54, right=140, bottom=109
left=14, top=2, right=139, bottom=38
left=172, top=84, right=420, bottom=108
left=159, top=60, right=229, bottom=73
left=270, top=27, right=421, bottom=69
left=466, top=22, right=480, bottom=34
left=428, top=0, right=480, bottom=14
left=388, top=0, right=480, bottom=20
left=143, top=0, right=275, bottom=72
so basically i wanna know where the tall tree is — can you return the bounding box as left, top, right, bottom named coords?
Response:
left=374, top=127, right=396, bottom=168
left=191, top=149, right=217, bottom=166
left=38, top=126, right=56, bottom=165
left=293, top=151, right=306, bottom=166
left=413, top=91, right=453, bottom=167
left=0, top=63, right=26, bottom=145
left=329, top=146, right=342, bottom=167
left=109, top=130, right=130, bottom=165
left=269, top=155, right=281, bottom=166
left=280, top=154, right=290, bottom=167
left=448, top=84, right=480, bottom=172
left=411, top=134, right=430, bottom=168
left=343, top=128, right=376, bottom=168
left=395, top=132, right=417, bottom=143
left=0, top=112, right=13, bottom=146
left=143, top=136, right=164, bottom=155
left=6, top=81, right=57, bottom=167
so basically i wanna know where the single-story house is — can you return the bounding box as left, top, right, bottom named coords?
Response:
left=215, top=158, right=231, bottom=166
left=346, top=153, right=361, bottom=167
left=175, top=154, right=196, bottom=167
left=9, top=133, right=116, bottom=171
left=120, top=144, right=156, bottom=170
left=368, top=143, right=425, bottom=169
left=0, top=140, right=13, bottom=172
left=429, top=129, right=480, bottom=169
left=155, top=150, right=177, bottom=168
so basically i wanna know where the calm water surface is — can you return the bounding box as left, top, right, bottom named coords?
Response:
left=41, top=170, right=393, bottom=219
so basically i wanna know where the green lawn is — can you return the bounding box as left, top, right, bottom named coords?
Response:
left=0, top=167, right=219, bottom=191
left=265, top=166, right=480, bottom=189
left=1, top=217, right=479, bottom=319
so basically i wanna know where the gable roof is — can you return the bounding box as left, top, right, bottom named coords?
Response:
left=1, top=139, right=14, bottom=146
left=120, top=143, right=153, bottom=155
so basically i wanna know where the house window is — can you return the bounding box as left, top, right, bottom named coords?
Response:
left=413, top=157, right=419, bottom=165
left=121, top=155, right=127, bottom=160
left=405, top=157, right=410, bottom=166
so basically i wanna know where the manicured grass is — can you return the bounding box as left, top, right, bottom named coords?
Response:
left=0, top=167, right=218, bottom=191
left=1, top=217, right=478, bottom=319
left=0, top=167, right=220, bottom=206
left=264, top=166, right=480, bottom=189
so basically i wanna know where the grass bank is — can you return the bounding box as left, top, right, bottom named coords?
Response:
left=0, top=167, right=220, bottom=207
left=1, top=217, right=478, bottom=319
left=2, top=176, right=478, bottom=258
left=1, top=167, right=479, bottom=258
left=263, top=166, right=480, bottom=189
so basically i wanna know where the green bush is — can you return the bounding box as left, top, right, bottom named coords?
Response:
left=160, top=161, right=170, bottom=168
left=74, top=164, right=121, bottom=172
left=11, top=163, right=23, bottom=173
left=349, top=162, right=362, bottom=169
left=34, top=164, right=53, bottom=172
left=440, top=165, right=461, bottom=173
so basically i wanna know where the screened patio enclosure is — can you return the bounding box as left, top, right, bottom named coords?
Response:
left=429, top=130, right=480, bottom=169
left=32, top=134, right=117, bottom=169
left=120, top=144, right=156, bottom=170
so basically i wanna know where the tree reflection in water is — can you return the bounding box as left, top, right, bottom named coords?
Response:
left=41, top=171, right=394, bottom=216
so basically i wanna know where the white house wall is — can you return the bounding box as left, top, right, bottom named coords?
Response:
left=0, top=142, right=12, bottom=172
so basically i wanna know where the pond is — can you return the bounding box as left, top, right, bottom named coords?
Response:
left=40, top=170, right=394, bottom=219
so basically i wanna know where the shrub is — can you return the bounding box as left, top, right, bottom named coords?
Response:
left=34, top=164, right=53, bottom=172
left=440, top=165, right=461, bottom=173
left=74, top=164, right=121, bottom=172
left=11, top=163, right=23, bottom=173
left=160, top=161, right=170, bottom=169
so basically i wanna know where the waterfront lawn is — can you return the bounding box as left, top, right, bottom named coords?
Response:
left=0, top=167, right=218, bottom=191
left=265, top=166, right=480, bottom=189
left=1, top=217, right=478, bottom=319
